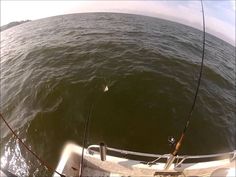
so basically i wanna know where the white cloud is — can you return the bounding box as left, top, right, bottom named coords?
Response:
left=1, top=1, right=235, bottom=45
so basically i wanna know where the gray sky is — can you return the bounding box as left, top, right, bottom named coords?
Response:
left=1, top=1, right=235, bottom=45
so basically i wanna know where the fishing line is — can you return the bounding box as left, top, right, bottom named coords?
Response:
left=0, top=113, right=66, bottom=177
left=79, top=100, right=95, bottom=177
left=170, top=0, right=206, bottom=157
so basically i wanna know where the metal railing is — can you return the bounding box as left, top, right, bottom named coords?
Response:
left=87, top=144, right=236, bottom=168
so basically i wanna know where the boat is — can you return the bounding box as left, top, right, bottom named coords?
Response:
left=1, top=1, right=235, bottom=177
left=53, top=142, right=236, bottom=177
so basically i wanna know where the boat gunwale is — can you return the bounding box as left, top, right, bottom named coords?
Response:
left=53, top=143, right=236, bottom=177
left=87, top=144, right=236, bottom=164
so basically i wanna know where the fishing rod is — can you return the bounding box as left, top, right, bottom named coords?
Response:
left=0, top=112, right=66, bottom=177
left=79, top=84, right=108, bottom=177
left=164, top=0, right=206, bottom=169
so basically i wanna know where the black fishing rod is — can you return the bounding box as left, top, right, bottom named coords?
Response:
left=79, top=84, right=108, bottom=177
left=165, top=0, right=206, bottom=169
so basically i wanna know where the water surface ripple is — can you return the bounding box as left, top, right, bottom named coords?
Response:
left=0, top=13, right=235, bottom=176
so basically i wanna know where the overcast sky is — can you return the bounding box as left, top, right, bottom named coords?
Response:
left=1, top=1, right=235, bottom=45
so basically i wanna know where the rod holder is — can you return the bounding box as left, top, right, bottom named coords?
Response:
left=164, top=154, right=176, bottom=170
left=100, top=142, right=107, bottom=161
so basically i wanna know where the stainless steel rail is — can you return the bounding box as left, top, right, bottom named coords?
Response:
left=87, top=144, right=236, bottom=168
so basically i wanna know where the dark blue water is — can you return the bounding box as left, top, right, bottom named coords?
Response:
left=0, top=13, right=235, bottom=176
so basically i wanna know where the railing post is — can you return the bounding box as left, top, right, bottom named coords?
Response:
left=164, top=154, right=176, bottom=170
left=230, top=151, right=236, bottom=162
left=100, top=142, right=107, bottom=161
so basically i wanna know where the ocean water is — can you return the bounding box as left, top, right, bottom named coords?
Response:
left=0, top=13, right=235, bottom=176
